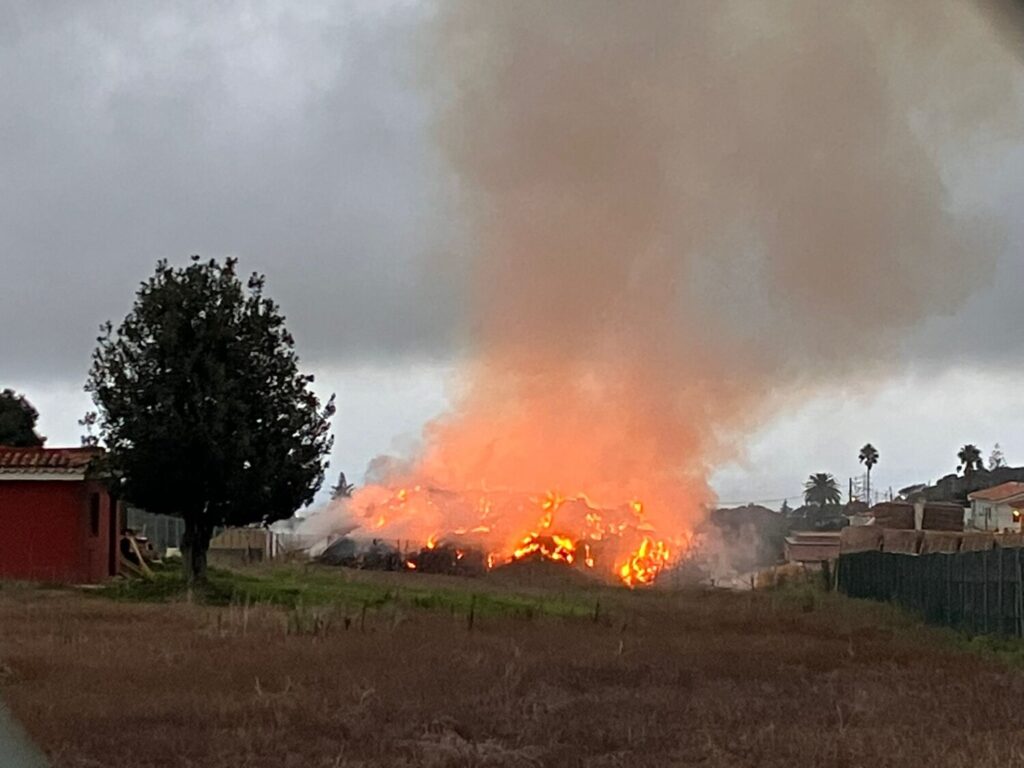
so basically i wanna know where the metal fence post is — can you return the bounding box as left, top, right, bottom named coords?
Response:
left=1011, top=548, right=1019, bottom=638
left=998, top=548, right=1005, bottom=635
left=984, top=549, right=989, bottom=635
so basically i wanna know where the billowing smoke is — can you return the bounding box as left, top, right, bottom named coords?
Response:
left=323, top=1, right=1022, bottom=581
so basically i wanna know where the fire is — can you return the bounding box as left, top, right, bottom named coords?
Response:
left=618, top=537, right=671, bottom=587
left=340, top=484, right=684, bottom=586
left=511, top=532, right=577, bottom=564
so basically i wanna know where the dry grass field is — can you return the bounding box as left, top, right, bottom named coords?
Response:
left=3, top=566, right=1024, bottom=767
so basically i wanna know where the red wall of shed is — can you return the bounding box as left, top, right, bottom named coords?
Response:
left=0, top=480, right=117, bottom=583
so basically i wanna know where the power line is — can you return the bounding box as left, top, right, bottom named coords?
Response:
left=714, top=494, right=805, bottom=506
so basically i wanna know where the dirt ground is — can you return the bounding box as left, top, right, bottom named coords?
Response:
left=2, top=576, right=1024, bottom=768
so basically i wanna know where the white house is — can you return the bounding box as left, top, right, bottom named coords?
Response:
left=966, top=482, right=1024, bottom=532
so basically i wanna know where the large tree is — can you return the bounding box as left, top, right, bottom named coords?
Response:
left=0, top=389, right=44, bottom=447
left=858, top=443, right=879, bottom=505
left=803, top=473, right=842, bottom=507
left=957, top=444, right=984, bottom=476
left=87, top=256, right=335, bottom=582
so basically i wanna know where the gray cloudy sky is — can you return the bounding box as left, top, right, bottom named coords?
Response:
left=2, top=0, right=459, bottom=383
left=3, top=1, right=1024, bottom=507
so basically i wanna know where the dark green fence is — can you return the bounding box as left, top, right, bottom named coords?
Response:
left=839, top=548, right=1024, bottom=637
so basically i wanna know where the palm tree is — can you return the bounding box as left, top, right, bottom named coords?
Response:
left=957, top=444, right=984, bottom=476
left=804, top=473, right=842, bottom=508
left=858, top=443, right=879, bottom=505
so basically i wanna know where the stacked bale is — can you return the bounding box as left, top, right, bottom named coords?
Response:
left=919, top=531, right=962, bottom=554
left=411, top=544, right=487, bottom=576
left=921, top=503, right=965, bottom=532
left=870, top=502, right=915, bottom=530
left=882, top=528, right=922, bottom=554
left=840, top=526, right=883, bottom=554
left=960, top=532, right=996, bottom=551
left=996, top=533, right=1024, bottom=549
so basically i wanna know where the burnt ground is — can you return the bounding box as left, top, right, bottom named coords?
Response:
left=1, top=573, right=1024, bottom=767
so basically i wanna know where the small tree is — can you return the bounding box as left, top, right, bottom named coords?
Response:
left=87, top=256, right=335, bottom=583
left=331, top=471, right=355, bottom=500
left=804, top=473, right=842, bottom=507
left=0, top=389, right=45, bottom=447
left=957, top=444, right=984, bottom=476
left=990, top=443, right=1006, bottom=470
left=858, top=443, right=879, bottom=505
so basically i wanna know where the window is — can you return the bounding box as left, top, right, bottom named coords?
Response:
left=89, top=493, right=101, bottom=537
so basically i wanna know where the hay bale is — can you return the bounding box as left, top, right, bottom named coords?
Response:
left=318, top=537, right=358, bottom=566
left=840, top=526, right=883, bottom=553
left=870, top=502, right=915, bottom=530
left=996, top=533, right=1024, bottom=549
left=919, top=531, right=962, bottom=554
left=755, top=563, right=808, bottom=589
left=921, top=504, right=965, bottom=532
left=959, top=532, right=996, bottom=552
left=881, top=528, right=922, bottom=554
left=410, top=544, right=487, bottom=576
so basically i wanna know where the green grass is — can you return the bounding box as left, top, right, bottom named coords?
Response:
left=92, top=562, right=601, bottom=620
left=91, top=561, right=1024, bottom=666
left=764, top=578, right=1024, bottom=670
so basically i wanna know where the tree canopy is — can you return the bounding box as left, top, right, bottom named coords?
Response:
left=859, top=443, right=879, bottom=504
left=87, top=256, right=335, bottom=581
left=0, top=389, right=44, bottom=447
left=989, top=443, right=1006, bottom=470
left=803, top=473, right=842, bottom=507
left=957, top=444, right=984, bottom=476
left=858, top=443, right=879, bottom=471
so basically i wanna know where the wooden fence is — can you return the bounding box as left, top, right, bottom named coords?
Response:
left=839, top=548, right=1024, bottom=637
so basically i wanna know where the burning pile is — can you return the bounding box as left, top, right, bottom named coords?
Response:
left=344, top=486, right=678, bottom=587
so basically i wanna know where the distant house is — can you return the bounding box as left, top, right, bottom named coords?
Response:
left=0, top=446, right=120, bottom=583
left=784, top=531, right=840, bottom=564
left=967, top=482, right=1024, bottom=532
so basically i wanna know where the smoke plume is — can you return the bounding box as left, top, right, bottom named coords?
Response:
left=336, top=1, right=1022, bottom=578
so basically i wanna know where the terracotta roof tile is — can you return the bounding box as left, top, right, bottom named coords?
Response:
left=0, top=446, right=103, bottom=475
left=968, top=482, right=1024, bottom=503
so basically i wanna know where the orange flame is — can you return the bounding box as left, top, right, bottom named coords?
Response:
left=618, top=537, right=671, bottom=587
left=345, top=484, right=685, bottom=586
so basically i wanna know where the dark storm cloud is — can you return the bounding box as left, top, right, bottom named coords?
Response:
left=0, top=0, right=1022, bottom=390
left=0, top=0, right=460, bottom=382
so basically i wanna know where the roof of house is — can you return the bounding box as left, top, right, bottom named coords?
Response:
left=968, top=482, right=1024, bottom=503
left=0, top=446, right=103, bottom=479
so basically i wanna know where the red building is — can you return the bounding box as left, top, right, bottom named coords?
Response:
left=0, top=446, right=120, bottom=583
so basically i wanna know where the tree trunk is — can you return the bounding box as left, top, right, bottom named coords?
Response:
left=181, top=514, right=212, bottom=584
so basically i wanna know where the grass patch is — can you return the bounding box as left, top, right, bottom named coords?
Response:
left=767, top=579, right=1024, bottom=670
left=92, top=562, right=600, bottom=620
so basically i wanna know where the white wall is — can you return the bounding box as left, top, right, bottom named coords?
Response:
left=969, top=500, right=1022, bottom=532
